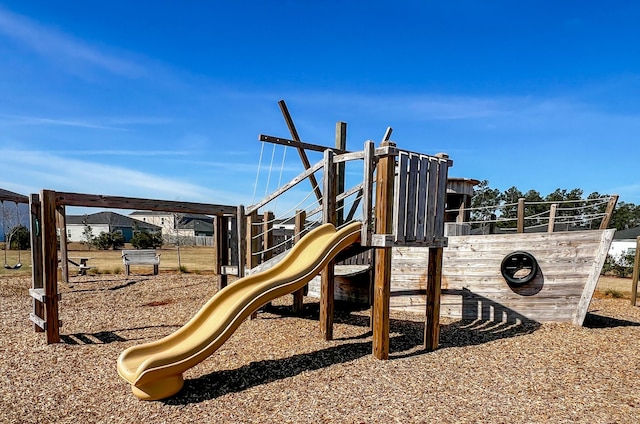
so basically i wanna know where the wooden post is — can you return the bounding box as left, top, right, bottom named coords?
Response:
left=320, top=149, right=336, bottom=340
left=373, top=141, right=396, bottom=360
left=246, top=210, right=260, bottom=271
left=600, top=195, right=619, bottom=229
left=335, top=121, right=347, bottom=227
left=631, top=236, right=640, bottom=307
left=292, top=210, right=307, bottom=313
left=214, top=215, right=229, bottom=290
left=424, top=247, right=443, bottom=351
left=29, top=194, right=44, bottom=332
left=56, top=206, right=69, bottom=282
left=236, top=205, right=246, bottom=278
left=361, top=140, right=375, bottom=246
left=263, top=211, right=274, bottom=263
left=517, top=198, right=525, bottom=233
left=246, top=210, right=261, bottom=319
left=548, top=203, right=557, bottom=233
left=41, top=190, right=60, bottom=344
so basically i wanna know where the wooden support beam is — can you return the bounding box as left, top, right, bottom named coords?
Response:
left=40, top=190, right=60, bottom=344
left=320, top=149, right=336, bottom=340
left=517, top=198, right=525, bottom=233
left=373, top=141, right=396, bottom=360
left=600, top=195, right=619, bottom=229
left=29, top=194, right=44, bottom=333
left=292, top=210, right=307, bottom=313
left=335, top=122, right=347, bottom=227
left=631, top=236, right=640, bottom=307
left=278, top=100, right=323, bottom=202
left=424, top=247, right=443, bottom=351
left=53, top=191, right=236, bottom=215
left=214, top=215, right=229, bottom=290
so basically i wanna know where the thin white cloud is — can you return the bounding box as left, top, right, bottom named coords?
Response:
left=0, top=113, right=129, bottom=131
left=0, top=6, right=146, bottom=78
left=0, top=149, right=245, bottom=205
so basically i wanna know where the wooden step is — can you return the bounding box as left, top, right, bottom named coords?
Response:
left=29, top=288, right=61, bottom=303
left=29, top=314, right=63, bottom=331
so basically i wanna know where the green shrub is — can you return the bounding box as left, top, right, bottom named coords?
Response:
left=131, top=231, right=163, bottom=249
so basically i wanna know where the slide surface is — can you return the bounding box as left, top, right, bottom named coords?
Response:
left=117, top=221, right=362, bottom=400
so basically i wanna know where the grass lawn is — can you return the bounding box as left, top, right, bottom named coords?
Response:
left=0, top=245, right=216, bottom=277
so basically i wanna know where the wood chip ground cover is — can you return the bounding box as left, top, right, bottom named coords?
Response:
left=1, top=274, right=639, bottom=423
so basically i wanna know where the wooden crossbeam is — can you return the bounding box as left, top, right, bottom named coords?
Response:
left=259, top=134, right=350, bottom=155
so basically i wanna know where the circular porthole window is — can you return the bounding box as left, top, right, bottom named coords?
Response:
left=500, top=251, right=538, bottom=285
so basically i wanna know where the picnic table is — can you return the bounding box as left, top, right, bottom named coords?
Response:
left=68, top=257, right=93, bottom=275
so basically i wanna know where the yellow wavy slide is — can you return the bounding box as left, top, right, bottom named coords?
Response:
left=117, top=221, right=362, bottom=400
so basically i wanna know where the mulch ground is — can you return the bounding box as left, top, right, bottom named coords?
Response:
left=1, top=273, right=639, bottom=423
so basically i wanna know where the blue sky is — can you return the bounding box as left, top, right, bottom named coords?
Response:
left=1, top=0, right=639, bottom=219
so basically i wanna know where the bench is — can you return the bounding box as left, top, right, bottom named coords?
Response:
left=121, top=249, right=161, bottom=276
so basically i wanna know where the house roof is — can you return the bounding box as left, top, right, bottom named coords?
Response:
left=67, top=211, right=160, bottom=230
left=0, top=188, right=28, bottom=204
left=178, top=218, right=213, bottom=232
left=614, top=226, right=640, bottom=240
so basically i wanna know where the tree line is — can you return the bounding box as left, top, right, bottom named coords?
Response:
left=470, top=180, right=640, bottom=231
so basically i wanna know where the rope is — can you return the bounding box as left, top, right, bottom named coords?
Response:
left=251, top=142, right=266, bottom=204
left=272, top=146, right=288, bottom=212
left=264, top=143, right=277, bottom=197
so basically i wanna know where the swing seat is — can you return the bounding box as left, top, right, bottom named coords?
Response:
left=4, top=263, right=22, bottom=270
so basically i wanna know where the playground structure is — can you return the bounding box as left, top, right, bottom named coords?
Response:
left=8, top=100, right=630, bottom=401
left=22, top=123, right=452, bottom=368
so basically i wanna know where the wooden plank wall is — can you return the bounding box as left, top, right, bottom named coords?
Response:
left=390, top=229, right=615, bottom=323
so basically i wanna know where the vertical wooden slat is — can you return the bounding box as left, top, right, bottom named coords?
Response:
left=415, top=156, right=429, bottom=241
left=631, top=236, right=640, bottom=307
left=335, top=122, right=347, bottom=227
left=292, top=210, right=307, bottom=313
left=517, top=198, right=525, bottom=233
left=404, top=154, right=419, bottom=242
left=425, top=157, right=438, bottom=241
left=214, top=215, right=229, bottom=290
left=41, top=190, right=60, bottom=344
left=394, top=152, right=408, bottom=243
left=320, top=149, right=336, bottom=340
left=373, top=141, right=396, bottom=360
left=434, top=156, right=449, bottom=239
left=56, top=206, right=68, bottom=282
left=425, top=247, right=443, bottom=351
left=361, top=141, right=375, bottom=246
left=29, top=194, right=44, bottom=332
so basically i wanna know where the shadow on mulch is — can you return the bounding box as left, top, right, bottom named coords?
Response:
left=164, top=302, right=542, bottom=405
left=60, top=324, right=181, bottom=345
left=66, top=278, right=149, bottom=293
left=583, top=312, right=640, bottom=328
